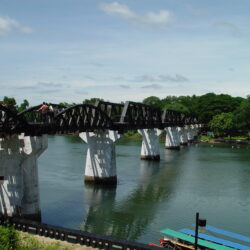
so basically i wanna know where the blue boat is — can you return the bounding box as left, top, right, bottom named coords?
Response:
left=151, top=214, right=250, bottom=250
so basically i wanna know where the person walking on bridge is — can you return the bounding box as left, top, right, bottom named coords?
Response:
left=38, top=102, right=48, bottom=123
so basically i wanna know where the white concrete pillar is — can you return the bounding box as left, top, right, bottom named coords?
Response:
left=21, top=135, right=48, bottom=220
left=187, top=125, right=194, bottom=142
left=165, top=127, right=180, bottom=150
left=177, top=127, right=188, bottom=146
left=192, top=124, right=197, bottom=138
left=0, top=135, right=24, bottom=218
left=138, top=129, right=162, bottom=161
left=79, top=130, right=121, bottom=184
left=0, top=134, right=47, bottom=220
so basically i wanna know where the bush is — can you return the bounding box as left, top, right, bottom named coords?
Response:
left=0, top=225, right=19, bottom=250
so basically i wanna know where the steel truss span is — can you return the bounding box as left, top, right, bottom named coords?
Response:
left=0, top=102, right=200, bottom=136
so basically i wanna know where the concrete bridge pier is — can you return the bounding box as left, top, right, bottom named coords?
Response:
left=193, top=124, right=200, bottom=138
left=138, top=129, right=162, bottom=161
left=79, top=130, right=121, bottom=185
left=165, top=127, right=180, bottom=150
left=177, top=127, right=188, bottom=146
left=21, top=135, right=48, bottom=220
left=0, top=134, right=47, bottom=220
left=187, top=125, right=194, bottom=142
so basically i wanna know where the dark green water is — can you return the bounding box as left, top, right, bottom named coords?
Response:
left=38, top=136, right=250, bottom=245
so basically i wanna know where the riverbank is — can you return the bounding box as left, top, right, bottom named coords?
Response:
left=199, top=135, right=250, bottom=145
left=0, top=225, right=94, bottom=250
left=19, top=231, right=94, bottom=250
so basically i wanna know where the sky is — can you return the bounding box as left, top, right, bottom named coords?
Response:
left=0, top=0, right=250, bottom=105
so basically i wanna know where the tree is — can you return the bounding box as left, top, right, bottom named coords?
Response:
left=18, top=99, right=29, bottom=112
left=164, top=103, right=189, bottom=113
left=59, top=102, right=74, bottom=107
left=209, top=112, right=235, bottom=137
left=233, top=96, right=250, bottom=130
left=194, top=93, right=242, bottom=124
left=142, top=96, right=162, bottom=108
left=1, top=96, right=17, bottom=112
left=83, top=98, right=104, bottom=105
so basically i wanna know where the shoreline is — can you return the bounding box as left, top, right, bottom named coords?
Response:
left=19, top=231, right=94, bottom=250
left=199, top=138, right=250, bottom=145
left=51, top=133, right=250, bottom=145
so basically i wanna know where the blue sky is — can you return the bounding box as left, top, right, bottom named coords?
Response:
left=0, top=0, right=250, bottom=105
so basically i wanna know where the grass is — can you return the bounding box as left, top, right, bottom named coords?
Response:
left=199, top=134, right=249, bottom=142
left=0, top=225, right=70, bottom=250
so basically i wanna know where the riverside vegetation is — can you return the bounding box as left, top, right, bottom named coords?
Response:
left=0, top=225, right=93, bottom=250
left=1, top=93, right=250, bottom=139
left=0, top=225, right=68, bottom=250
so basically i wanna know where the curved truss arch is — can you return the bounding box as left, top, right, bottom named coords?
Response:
left=54, top=104, right=114, bottom=133
left=18, top=104, right=66, bottom=124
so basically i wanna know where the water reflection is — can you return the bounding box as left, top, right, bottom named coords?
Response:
left=81, top=156, right=185, bottom=241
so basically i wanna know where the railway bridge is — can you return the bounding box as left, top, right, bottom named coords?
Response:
left=0, top=101, right=200, bottom=220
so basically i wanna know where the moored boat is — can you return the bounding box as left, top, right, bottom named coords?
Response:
left=149, top=213, right=250, bottom=249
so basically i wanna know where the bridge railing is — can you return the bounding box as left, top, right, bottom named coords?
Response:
left=0, top=216, right=160, bottom=250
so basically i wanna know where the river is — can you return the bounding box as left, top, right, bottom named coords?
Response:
left=38, top=135, right=250, bottom=245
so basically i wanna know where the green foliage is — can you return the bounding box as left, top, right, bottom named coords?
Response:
left=233, top=97, right=250, bottom=130
left=1, top=96, right=18, bottom=112
left=142, top=96, right=162, bottom=108
left=58, top=102, right=75, bottom=107
left=123, top=130, right=142, bottom=139
left=194, top=93, right=242, bottom=123
left=209, top=112, right=235, bottom=137
left=0, top=225, right=70, bottom=249
left=18, top=99, right=29, bottom=112
left=0, top=225, right=19, bottom=250
left=164, top=103, right=189, bottom=113
left=83, top=98, right=104, bottom=105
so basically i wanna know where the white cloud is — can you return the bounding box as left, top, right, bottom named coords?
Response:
left=100, top=2, right=135, bottom=19
left=0, top=16, right=34, bottom=36
left=158, top=74, right=189, bottom=82
left=214, top=21, right=241, bottom=37
left=136, top=74, right=189, bottom=82
left=146, top=10, right=174, bottom=26
left=99, top=2, right=174, bottom=28
left=141, top=83, right=162, bottom=89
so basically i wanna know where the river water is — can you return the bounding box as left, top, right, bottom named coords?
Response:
left=38, top=135, right=250, bottom=245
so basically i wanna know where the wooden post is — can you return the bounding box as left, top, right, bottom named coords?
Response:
left=195, top=212, right=199, bottom=250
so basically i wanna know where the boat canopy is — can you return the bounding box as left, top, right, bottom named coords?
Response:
left=160, top=228, right=234, bottom=250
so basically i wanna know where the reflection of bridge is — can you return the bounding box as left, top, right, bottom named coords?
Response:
left=0, top=101, right=200, bottom=220
left=82, top=156, right=184, bottom=242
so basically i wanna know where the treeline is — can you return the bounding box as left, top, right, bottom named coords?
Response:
left=1, top=93, right=250, bottom=137
left=142, top=93, right=250, bottom=137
